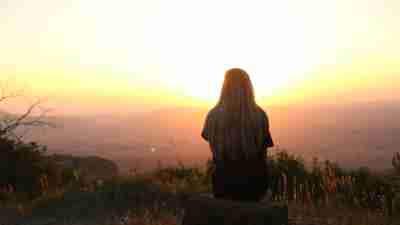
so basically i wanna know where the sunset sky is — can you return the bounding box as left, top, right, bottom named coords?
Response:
left=1, top=0, right=399, bottom=114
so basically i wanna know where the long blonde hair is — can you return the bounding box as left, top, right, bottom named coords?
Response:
left=206, top=68, right=266, bottom=160
left=218, top=68, right=257, bottom=117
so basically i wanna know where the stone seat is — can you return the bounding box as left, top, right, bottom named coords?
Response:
left=182, top=195, right=288, bottom=225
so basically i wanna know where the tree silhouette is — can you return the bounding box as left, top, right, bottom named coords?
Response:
left=0, top=80, right=51, bottom=140
left=0, top=79, right=55, bottom=199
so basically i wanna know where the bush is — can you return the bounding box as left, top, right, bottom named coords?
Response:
left=0, top=137, right=62, bottom=200
left=265, top=150, right=397, bottom=211
left=153, top=163, right=211, bottom=193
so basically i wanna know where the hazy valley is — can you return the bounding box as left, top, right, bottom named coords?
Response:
left=26, top=102, right=400, bottom=173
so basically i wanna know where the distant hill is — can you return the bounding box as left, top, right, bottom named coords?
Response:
left=47, top=154, right=119, bottom=180
left=22, top=101, right=400, bottom=172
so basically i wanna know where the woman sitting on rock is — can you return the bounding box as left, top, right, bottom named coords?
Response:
left=202, top=68, right=274, bottom=202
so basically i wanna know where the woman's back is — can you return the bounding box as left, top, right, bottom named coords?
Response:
left=202, top=105, right=273, bottom=161
left=201, top=68, right=274, bottom=202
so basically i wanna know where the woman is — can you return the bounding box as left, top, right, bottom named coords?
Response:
left=201, top=68, right=274, bottom=202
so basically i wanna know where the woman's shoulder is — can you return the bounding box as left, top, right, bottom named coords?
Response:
left=256, top=105, right=269, bottom=117
left=206, top=106, right=222, bottom=118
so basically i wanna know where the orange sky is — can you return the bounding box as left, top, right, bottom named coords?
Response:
left=1, top=0, right=399, bottom=114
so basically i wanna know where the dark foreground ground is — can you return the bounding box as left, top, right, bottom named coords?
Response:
left=0, top=177, right=399, bottom=225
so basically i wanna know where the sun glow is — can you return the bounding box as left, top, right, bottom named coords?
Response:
left=2, top=0, right=400, bottom=112
left=149, top=0, right=319, bottom=102
left=175, top=67, right=311, bottom=102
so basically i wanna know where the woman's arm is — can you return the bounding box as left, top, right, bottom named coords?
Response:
left=201, top=112, right=210, bottom=141
left=201, top=127, right=209, bottom=141
left=263, top=111, right=274, bottom=148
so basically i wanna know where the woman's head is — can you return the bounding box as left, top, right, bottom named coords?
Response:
left=218, top=68, right=256, bottom=109
left=205, top=68, right=267, bottom=160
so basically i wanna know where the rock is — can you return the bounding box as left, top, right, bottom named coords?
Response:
left=182, top=195, right=288, bottom=225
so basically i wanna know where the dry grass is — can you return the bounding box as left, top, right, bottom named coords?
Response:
left=2, top=198, right=400, bottom=225
left=289, top=202, right=399, bottom=225
left=1, top=174, right=400, bottom=225
left=105, top=210, right=179, bottom=225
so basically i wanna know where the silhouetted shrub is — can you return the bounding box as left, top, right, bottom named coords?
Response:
left=154, top=162, right=211, bottom=193
left=0, top=137, right=54, bottom=199
left=265, top=150, right=397, bottom=211
left=48, top=154, right=119, bottom=183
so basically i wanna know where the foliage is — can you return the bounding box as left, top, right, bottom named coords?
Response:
left=0, top=137, right=56, bottom=199
left=48, top=154, right=119, bottom=183
left=20, top=177, right=180, bottom=224
left=149, top=151, right=398, bottom=213
left=153, top=162, right=211, bottom=193
left=2, top=160, right=399, bottom=225
left=9, top=165, right=398, bottom=225
left=0, top=137, right=119, bottom=202
left=266, top=150, right=397, bottom=215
